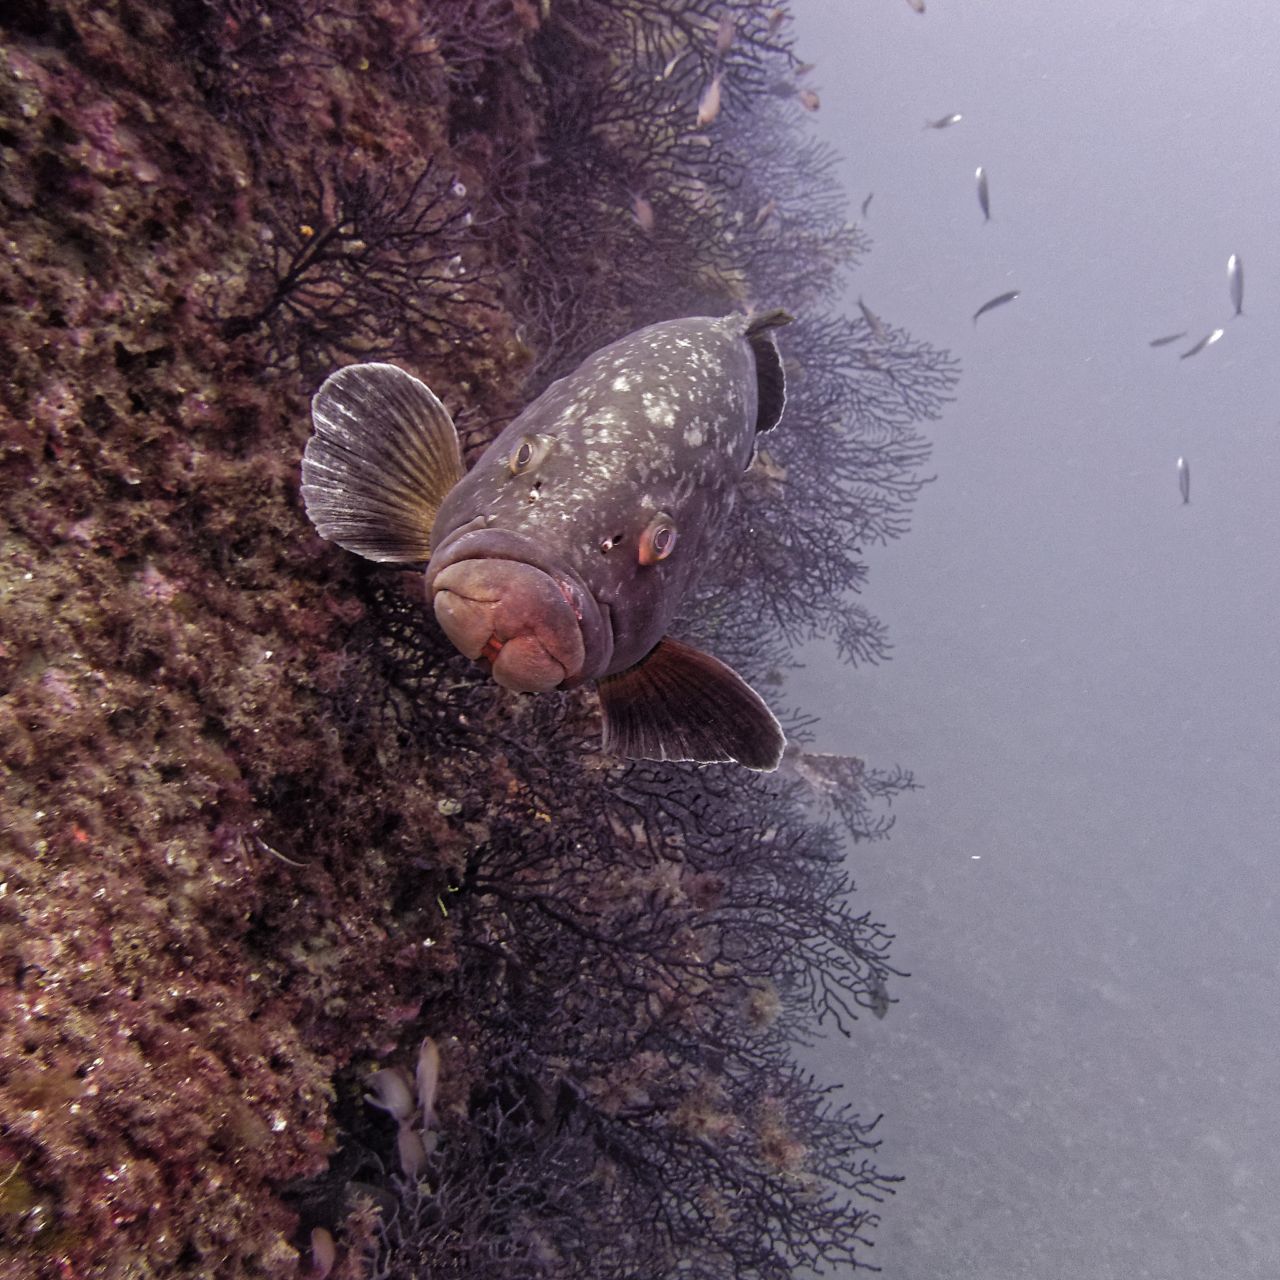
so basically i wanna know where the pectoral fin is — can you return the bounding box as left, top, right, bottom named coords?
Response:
left=597, top=636, right=785, bottom=771
left=302, top=362, right=463, bottom=563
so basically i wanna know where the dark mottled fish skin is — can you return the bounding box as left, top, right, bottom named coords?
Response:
left=427, top=315, right=770, bottom=680
left=972, top=289, right=1019, bottom=324
left=303, top=313, right=790, bottom=768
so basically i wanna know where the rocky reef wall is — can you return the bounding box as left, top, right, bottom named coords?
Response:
left=0, top=2, right=956, bottom=1276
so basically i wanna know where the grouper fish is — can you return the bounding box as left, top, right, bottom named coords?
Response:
left=301, top=312, right=792, bottom=771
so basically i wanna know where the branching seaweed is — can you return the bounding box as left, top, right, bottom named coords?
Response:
left=507, top=0, right=848, bottom=376
left=334, top=581, right=910, bottom=1277
left=685, top=311, right=958, bottom=667
left=224, top=158, right=499, bottom=378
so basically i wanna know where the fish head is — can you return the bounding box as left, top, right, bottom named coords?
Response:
left=425, top=316, right=772, bottom=693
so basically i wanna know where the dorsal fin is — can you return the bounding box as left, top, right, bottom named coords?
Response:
left=302, top=362, right=463, bottom=563
left=745, top=309, right=792, bottom=433
left=597, top=636, right=785, bottom=771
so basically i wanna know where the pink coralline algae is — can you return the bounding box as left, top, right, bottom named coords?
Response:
left=137, top=562, right=180, bottom=604
left=0, top=2, right=491, bottom=1274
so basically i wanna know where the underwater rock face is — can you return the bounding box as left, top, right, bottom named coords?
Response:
left=0, top=1, right=954, bottom=1276
left=0, top=2, right=505, bottom=1273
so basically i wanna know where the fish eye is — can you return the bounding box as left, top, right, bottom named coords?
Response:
left=510, top=438, right=534, bottom=473
left=638, top=514, right=677, bottom=565
left=508, top=434, right=552, bottom=476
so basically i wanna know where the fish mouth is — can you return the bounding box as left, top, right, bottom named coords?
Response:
left=426, top=525, right=613, bottom=691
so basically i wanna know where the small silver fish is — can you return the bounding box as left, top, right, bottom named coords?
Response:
left=750, top=198, right=778, bottom=229
left=857, top=296, right=887, bottom=343
left=696, top=73, right=722, bottom=127
left=861, top=191, right=873, bottom=218
left=868, top=974, right=891, bottom=1019
left=972, top=289, right=1019, bottom=325
left=714, top=13, right=735, bottom=55
left=397, top=1127, right=428, bottom=1179
left=1177, top=456, right=1190, bottom=505
left=364, top=1068, right=415, bottom=1122
left=309, top=1229, right=336, bottom=1280
left=924, top=113, right=962, bottom=130
left=630, top=193, right=655, bottom=233
left=976, top=166, right=990, bottom=222
left=1228, top=253, right=1244, bottom=317
left=1149, top=332, right=1187, bottom=348
left=1179, top=328, right=1223, bottom=359
left=416, top=1036, right=440, bottom=1131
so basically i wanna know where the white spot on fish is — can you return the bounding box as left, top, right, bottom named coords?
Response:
left=684, top=424, right=705, bottom=447
left=642, top=393, right=676, bottom=427
left=611, top=375, right=634, bottom=392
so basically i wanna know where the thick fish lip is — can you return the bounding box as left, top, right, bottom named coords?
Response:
left=425, top=525, right=613, bottom=685
left=433, top=558, right=585, bottom=692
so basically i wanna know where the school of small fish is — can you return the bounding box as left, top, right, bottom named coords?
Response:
left=918, top=108, right=1019, bottom=323
left=1154, top=258, right=1240, bottom=360
left=899, top=2, right=1244, bottom=509
left=1150, top=256, right=1238, bottom=501
left=648, top=3, right=1224, bottom=512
